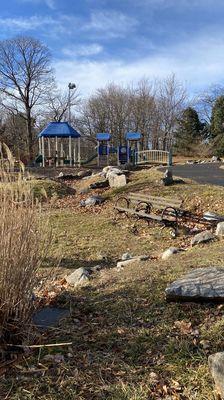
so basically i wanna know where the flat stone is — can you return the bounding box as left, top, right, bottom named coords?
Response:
left=161, top=247, right=179, bottom=260
left=33, top=307, right=70, bottom=329
left=77, top=170, right=92, bottom=178
left=80, top=196, right=105, bottom=207
left=166, top=267, right=224, bottom=302
left=216, top=222, right=224, bottom=237
left=117, top=255, right=149, bottom=269
left=66, top=267, right=90, bottom=286
left=191, top=230, right=215, bottom=246
left=209, top=352, right=224, bottom=399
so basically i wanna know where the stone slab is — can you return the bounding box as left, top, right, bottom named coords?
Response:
left=166, top=267, right=224, bottom=302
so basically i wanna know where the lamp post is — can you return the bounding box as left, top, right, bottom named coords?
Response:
left=68, top=82, right=76, bottom=124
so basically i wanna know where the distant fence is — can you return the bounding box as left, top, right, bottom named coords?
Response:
left=135, top=150, right=172, bottom=166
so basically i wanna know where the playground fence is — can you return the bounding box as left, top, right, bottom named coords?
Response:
left=135, top=150, right=172, bottom=166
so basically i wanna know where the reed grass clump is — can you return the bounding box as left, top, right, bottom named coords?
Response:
left=0, top=143, right=50, bottom=343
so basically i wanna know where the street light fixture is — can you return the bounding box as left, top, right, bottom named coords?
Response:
left=68, top=82, right=76, bottom=123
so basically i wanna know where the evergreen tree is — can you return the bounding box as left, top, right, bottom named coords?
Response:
left=175, top=107, right=203, bottom=155
left=211, top=95, right=224, bottom=156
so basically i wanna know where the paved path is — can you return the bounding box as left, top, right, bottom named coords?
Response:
left=162, top=163, right=224, bottom=186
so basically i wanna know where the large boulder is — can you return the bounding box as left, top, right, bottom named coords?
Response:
left=166, top=267, right=224, bottom=302
left=208, top=352, right=224, bottom=399
left=191, top=230, right=215, bottom=246
left=66, top=267, right=90, bottom=286
left=211, top=155, right=221, bottom=162
left=216, top=222, right=224, bottom=237
left=108, top=173, right=126, bottom=188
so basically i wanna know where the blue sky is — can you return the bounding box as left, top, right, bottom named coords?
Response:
left=1, top=0, right=224, bottom=97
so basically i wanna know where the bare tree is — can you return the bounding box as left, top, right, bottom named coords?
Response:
left=195, top=84, right=224, bottom=125
left=43, top=88, right=80, bottom=122
left=0, top=36, right=54, bottom=160
left=155, top=74, right=187, bottom=150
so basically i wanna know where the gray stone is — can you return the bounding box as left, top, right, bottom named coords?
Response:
left=211, top=155, right=221, bottom=162
left=77, top=169, right=92, bottom=178
left=66, top=267, right=90, bottom=286
left=89, top=179, right=109, bottom=189
left=117, top=255, right=149, bottom=269
left=121, top=252, right=133, bottom=261
left=208, top=352, right=224, bottom=399
left=161, top=247, right=180, bottom=260
left=108, top=173, right=126, bottom=188
left=80, top=195, right=105, bottom=207
left=166, top=267, right=224, bottom=301
left=191, top=230, right=215, bottom=246
left=216, top=222, right=224, bottom=237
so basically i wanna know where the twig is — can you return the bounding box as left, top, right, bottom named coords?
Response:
left=6, top=342, right=72, bottom=349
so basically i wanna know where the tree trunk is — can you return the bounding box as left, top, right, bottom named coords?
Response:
left=26, top=107, right=33, bottom=162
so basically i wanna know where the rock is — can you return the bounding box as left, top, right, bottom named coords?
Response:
left=43, top=354, right=65, bottom=364
left=166, top=266, right=224, bottom=302
left=66, top=267, right=90, bottom=286
left=216, top=221, right=224, bottom=237
left=90, top=265, right=103, bottom=273
left=80, top=196, right=105, bottom=207
left=108, top=173, right=126, bottom=188
left=186, top=160, right=197, bottom=164
left=211, top=155, right=221, bottom=162
left=191, top=230, right=215, bottom=246
left=161, top=168, right=174, bottom=186
left=79, top=187, right=90, bottom=195
left=121, top=252, right=133, bottom=261
left=117, top=255, right=149, bottom=269
left=161, top=247, right=181, bottom=260
left=57, top=173, right=78, bottom=180
left=208, top=352, right=224, bottom=399
left=77, top=169, right=92, bottom=178
left=89, top=179, right=109, bottom=189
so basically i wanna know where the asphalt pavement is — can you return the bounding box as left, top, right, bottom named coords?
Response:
left=161, top=162, right=224, bottom=186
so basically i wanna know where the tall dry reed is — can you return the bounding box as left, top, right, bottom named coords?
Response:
left=0, top=143, right=50, bottom=342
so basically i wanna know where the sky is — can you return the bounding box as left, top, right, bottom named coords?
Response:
left=1, top=0, right=224, bottom=97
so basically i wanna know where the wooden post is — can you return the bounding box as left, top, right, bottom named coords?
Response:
left=48, top=138, right=51, bottom=157
left=69, top=136, right=72, bottom=166
left=42, top=137, right=45, bottom=167
left=74, top=142, right=77, bottom=165
left=60, top=141, right=64, bottom=166
left=97, top=141, right=100, bottom=167
left=127, top=140, right=130, bottom=164
left=78, top=137, right=81, bottom=167
left=38, top=138, right=41, bottom=155
left=55, top=137, right=58, bottom=167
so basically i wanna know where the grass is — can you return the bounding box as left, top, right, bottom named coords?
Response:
left=1, top=167, right=224, bottom=399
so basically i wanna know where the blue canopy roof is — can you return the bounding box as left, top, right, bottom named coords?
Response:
left=126, top=132, right=142, bottom=141
left=96, top=133, right=111, bottom=141
left=38, top=122, right=81, bottom=138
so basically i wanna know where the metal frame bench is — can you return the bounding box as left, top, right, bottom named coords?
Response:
left=114, top=192, right=219, bottom=236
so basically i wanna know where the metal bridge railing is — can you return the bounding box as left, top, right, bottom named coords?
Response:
left=135, top=150, right=172, bottom=166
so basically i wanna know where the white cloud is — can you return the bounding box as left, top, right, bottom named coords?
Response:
left=62, top=44, right=103, bottom=57
left=0, top=15, right=56, bottom=32
left=54, top=31, right=224, bottom=97
left=83, top=11, right=138, bottom=39
left=18, top=0, right=56, bottom=10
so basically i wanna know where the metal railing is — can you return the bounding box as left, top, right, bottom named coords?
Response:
left=135, top=150, right=172, bottom=166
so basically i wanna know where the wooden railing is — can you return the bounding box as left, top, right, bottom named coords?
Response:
left=135, top=150, right=172, bottom=166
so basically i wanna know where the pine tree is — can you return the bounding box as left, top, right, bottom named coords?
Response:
left=175, top=107, right=203, bottom=155
left=211, top=95, right=224, bottom=156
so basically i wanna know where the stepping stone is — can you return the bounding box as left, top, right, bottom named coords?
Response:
left=166, top=267, right=224, bottom=302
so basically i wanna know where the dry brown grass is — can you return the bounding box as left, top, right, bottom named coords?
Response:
left=0, top=143, right=51, bottom=344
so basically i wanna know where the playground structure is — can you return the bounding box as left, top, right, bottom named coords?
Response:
left=37, top=123, right=172, bottom=168
left=96, top=133, right=111, bottom=167
left=96, top=131, right=172, bottom=167
left=38, top=122, right=81, bottom=167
